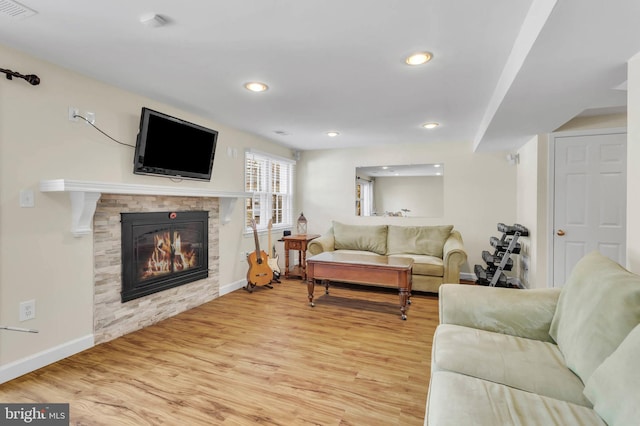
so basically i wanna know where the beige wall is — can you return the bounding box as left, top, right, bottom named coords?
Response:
left=515, top=136, right=539, bottom=288
left=296, top=142, right=517, bottom=275
left=628, top=53, right=640, bottom=273
left=373, top=176, right=444, bottom=217
left=535, top=135, right=550, bottom=287
left=0, top=44, right=290, bottom=370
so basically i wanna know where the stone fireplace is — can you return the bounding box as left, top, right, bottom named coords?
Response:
left=39, top=179, right=248, bottom=345
left=93, top=194, right=219, bottom=344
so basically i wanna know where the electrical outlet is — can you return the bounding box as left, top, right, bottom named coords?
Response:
left=19, top=299, right=36, bottom=322
left=68, top=106, right=79, bottom=122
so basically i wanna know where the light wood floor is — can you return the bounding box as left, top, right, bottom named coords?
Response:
left=0, top=279, right=439, bottom=425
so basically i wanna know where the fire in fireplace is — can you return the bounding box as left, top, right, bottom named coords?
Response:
left=121, top=211, right=209, bottom=302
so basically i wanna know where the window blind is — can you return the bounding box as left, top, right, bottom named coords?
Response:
left=244, top=150, right=295, bottom=231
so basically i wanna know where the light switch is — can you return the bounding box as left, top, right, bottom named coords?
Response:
left=19, top=189, right=35, bottom=208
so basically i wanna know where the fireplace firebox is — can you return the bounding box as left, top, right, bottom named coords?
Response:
left=121, top=211, right=209, bottom=302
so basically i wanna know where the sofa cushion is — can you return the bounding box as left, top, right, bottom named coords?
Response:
left=389, top=254, right=443, bottom=277
left=332, top=222, right=387, bottom=255
left=432, top=324, right=591, bottom=407
left=439, top=284, right=560, bottom=343
left=386, top=225, right=453, bottom=258
left=426, top=371, right=605, bottom=426
left=584, top=323, right=640, bottom=425
left=549, top=251, right=640, bottom=383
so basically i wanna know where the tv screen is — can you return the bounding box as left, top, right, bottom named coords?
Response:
left=133, top=107, right=218, bottom=181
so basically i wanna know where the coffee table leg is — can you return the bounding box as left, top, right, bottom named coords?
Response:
left=307, top=279, right=315, bottom=307
left=399, top=288, right=409, bottom=320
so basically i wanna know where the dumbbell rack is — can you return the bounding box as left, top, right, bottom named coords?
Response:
left=475, top=223, right=529, bottom=287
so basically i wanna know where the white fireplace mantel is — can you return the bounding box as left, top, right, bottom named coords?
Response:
left=40, top=179, right=251, bottom=237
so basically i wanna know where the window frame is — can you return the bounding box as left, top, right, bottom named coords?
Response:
left=356, top=177, right=374, bottom=216
left=244, top=150, right=295, bottom=233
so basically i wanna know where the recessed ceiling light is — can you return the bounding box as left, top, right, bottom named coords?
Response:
left=422, top=122, right=439, bottom=129
left=405, top=52, right=433, bottom=66
left=244, top=82, right=269, bottom=92
left=326, top=131, right=340, bottom=137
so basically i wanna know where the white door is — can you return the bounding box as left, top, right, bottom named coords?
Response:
left=552, top=130, right=627, bottom=287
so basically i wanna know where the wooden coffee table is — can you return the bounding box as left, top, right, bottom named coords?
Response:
left=306, top=252, right=414, bottom=320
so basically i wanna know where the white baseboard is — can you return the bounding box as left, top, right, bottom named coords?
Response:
left=460, top=272, right=525, bottom=288
left=512, top=278, right=526, bottom=289
left=460, top=272, right=476, bottom=282
left=220, top=279, right=247, bottom=296
left=0, top=334, right=94, bottom=384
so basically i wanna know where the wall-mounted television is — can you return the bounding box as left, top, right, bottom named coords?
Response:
left=133, top=107, right=218, bottom=181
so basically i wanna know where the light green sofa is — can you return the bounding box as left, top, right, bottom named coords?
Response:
left=307, top=221, right=467, bottom=293
left=425, top=251, right=640, bottom=426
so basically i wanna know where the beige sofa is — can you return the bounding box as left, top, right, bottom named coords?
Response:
left=426, top=251, right=640, bottom=425
left=307, top=221, right=466, bottom=293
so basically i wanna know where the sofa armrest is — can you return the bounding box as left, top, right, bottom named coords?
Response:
left=307, top=234, right=335, bottom=256
left=439, top=284, right=561, bottom=342
left=442, top=230, right=466, bottom=283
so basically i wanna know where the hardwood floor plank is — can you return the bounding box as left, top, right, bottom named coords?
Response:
left=1, top=280, right=438, bottom=425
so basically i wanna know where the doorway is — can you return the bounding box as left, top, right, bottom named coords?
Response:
left=549, top=128, right=627, bottom=287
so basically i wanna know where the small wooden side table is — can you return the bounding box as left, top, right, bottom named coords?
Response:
left=283, top=234, right=320, bottom=280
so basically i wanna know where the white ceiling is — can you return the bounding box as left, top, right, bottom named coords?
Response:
left=1, top=0, right=639, bottom=152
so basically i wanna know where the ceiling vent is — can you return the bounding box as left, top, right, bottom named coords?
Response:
left=0, top=0, right=37, bottom=20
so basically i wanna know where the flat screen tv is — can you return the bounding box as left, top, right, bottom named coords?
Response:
left=133, top=107, right=218, bottom=181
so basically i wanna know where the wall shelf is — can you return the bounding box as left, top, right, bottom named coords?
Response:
left=40, top=179, right=250, bottom=237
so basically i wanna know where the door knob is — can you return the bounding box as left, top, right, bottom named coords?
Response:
left=557, top=229, right=565, bottom=236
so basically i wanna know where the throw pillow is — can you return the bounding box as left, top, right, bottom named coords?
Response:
left=584, top=324, right=640, bottom=425
left=549, top=251, right=640, bottom=384
left=332, top=221, right=387, bottom=255
left=386, top=225, right=453, bottom=257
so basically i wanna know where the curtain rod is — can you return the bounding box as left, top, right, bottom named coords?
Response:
left=1, top=67, right=40, bottom=85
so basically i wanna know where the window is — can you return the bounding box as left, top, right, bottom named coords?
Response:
left=245, top=150, right=295, bottom=232
left=356, top=177, right=374, bottom=216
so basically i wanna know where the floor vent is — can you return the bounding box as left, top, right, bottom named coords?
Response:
left=0, top=0, right=37, bottom=20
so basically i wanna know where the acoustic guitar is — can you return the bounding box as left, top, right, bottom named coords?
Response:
left=267, top=219, right=281, bottom=282
left=245, top=218, right=273, bottom=292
